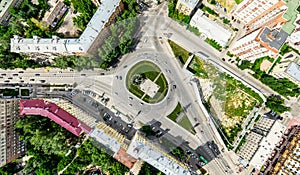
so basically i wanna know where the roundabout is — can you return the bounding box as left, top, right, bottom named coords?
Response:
left=126, top=61, right=168, bottom=104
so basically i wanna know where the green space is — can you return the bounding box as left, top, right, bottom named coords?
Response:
left=14, top=115, right=129, bottom=175
left=177, top=116, right=195, bottom=134
left=187, top=25, right=201, bottom=36
left=188, top=56, right=209, bottom=78
left=280, top=43, right=300, bottom=56
left=167, top=102, right=182, bottom=122
left=235, top=133, right=247, bottom=153
left=98, top=0, right=139, bottom=69
left=126, top=61, right=168, bottom=103
left=235, top=0, right=243, bottom=4
left=238, top=56, right=300, bottom=97
left=205, top=38, right=222, bottom=51
left=223, top=18, right=230, bottom=24
left=168, top=39, right=191, bottom=64
left=68, top=0, right=97, bottom=31
left=254, top=115, right=261, bottom=122
left=170, top=147, right=185, bottom=161
left=168, top=0, right=191, bottom=25
left=166, top=102, right=195, bottom=134
left=267, top=56, right=281, bottom=74
left=138, top=162, right=165, bottom=175
left=227, top=51, right=234, bottom=57
left=201, top=6, right=217, bottom=16
left=0, top=88, right=19, bottom=96
left=20, top=89, right=30, bottom=96
left=266, top=95, right=290, bottom=114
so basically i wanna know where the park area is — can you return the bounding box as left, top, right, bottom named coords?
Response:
left=167, top=103, right=195, bottom=134
left=126, top=61, right=168, bottom=103
left=167, top=40, right=262, bottom=147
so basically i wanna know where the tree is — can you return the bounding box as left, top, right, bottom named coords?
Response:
left=238, top=60, right=252, bottom=70
left=265, top=95, right=290, bottom=114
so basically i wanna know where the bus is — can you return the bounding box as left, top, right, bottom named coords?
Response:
left=199, top=155, right=208, bottom=164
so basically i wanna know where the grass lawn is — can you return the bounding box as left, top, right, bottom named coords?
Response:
left=167, top=103, right=195, bottom=134
left=168, top=40, right=190, bottom=64
left=0, top=88, right=19, bottom=96
left=177, top=116, right=195, bottom=134
left=167, top=102, right=182, bottom=122
left=21, top=89, right=30, bottom=96
left=126, top=61, right=168, bottom=103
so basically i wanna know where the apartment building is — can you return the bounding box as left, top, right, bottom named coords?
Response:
left=175, top=0, right=201, bottom=16
left=10, top=0, right=123, bottom=56
left=0, top=99, right=25, bottom=167
left=287, top=15, right=300, bottom=51
left=0, top=0, right=22, bottom=26
left=230, top=0, right=299, bottom=62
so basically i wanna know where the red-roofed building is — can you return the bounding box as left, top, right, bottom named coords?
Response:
left=19, top=99, right=92, bottom=136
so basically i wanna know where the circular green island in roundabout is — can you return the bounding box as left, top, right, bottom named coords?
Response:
left=126, top=61, right=169, bottom=104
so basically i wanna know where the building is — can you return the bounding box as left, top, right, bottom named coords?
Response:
left=190, top=9, right=232, bottom=47
left=0, top=0, right=22, bottom=26
left=273, top=62, right=300, bottom=86
left=175, top=0, right=200, bottom=16
left=19, top=99, right=92, bottom=136
left=232, top=0, right=287, bottom=32
left=230, top=0, right=299, bottom=62
left=10, top=0, right=123, bottom=55
left=249, top=121, right=286, bottom=169
left=0, top=99, right=25, bottom=167
left=287, top=15, right=300, bottom=50
left=260, top=121, right=300, bottom=174
left=126, top=132, right=191, bottom=175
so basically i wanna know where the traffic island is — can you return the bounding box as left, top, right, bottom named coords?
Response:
left=126, top=61, right=168, bottom=104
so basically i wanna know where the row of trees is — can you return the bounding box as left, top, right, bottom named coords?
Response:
left=98, top=0, right=139, bottom=69
left=265, top=95, right=290, bottom=114
left=238, top=59, right=300, bottom=97
left=53, top=55, right=101, bottom=70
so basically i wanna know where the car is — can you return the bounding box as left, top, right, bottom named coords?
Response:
left=129, top=97, right=133, bottom=100
left=8, top=77, right=12, bottom=79
left=103, top=113, right=112, bottom=121
left=40, top=80, right=46, bottom=83
left=57, top=71, right=62, bottom=74
left=156, top=131, right=163, bottom=137
left=18, top=71, right=24, bottom=73
left=81, top=74, right=86, bottom=76
left=173, top=85, right=176, bottom=89
left=35, top=74, right=40, bottom=76
left=30, top=79, right=34, bottom=81
left=100, top=73, right=105, bottom=75
left=12, top=74, right=18, bottom=76
left=4, top=80, right=9, bottom=83
left=222, top=58, right=225, bottom=61
left=1, top=74, right=6, bottom=76
left=127, top=124, right=133, bottom=128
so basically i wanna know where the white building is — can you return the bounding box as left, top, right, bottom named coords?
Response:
left=10, top=0, right=122, bottom=55
left=127, top=132, right=191, bottom=175
left=273, top=62, right=300, bottom=86
left=190, top=9, right=232, bottom=47
left=287, top=15, right=300, bottom=51
left=250, top=121, right=286, bottom=169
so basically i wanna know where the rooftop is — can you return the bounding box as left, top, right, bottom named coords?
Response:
left=126, top=132, right=190, bottom=175
left=258, top=27, right=289, bottom=51
left=19, top=99, right=92, bottom=136
left=250, top=121, right=286, bottom=169
left=286, top=62, right=300, bottom=82
left=282, top=0, right=300, bottom=34
left=177, top=0, right=200, bottom=9
left=190, top=9, right=231, bottom=47
left=10, top=0, right=121, bottom=54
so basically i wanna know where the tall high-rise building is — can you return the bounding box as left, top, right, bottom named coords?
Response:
left=0, top=99, right=25, bottom=167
